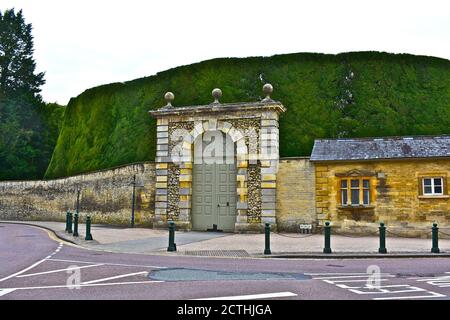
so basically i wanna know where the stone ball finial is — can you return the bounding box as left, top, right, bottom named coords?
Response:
left=262, top=83, right=273, bottom=102
left=212, top=88, right=222, bottom=104
left=164, top=92, right=174, bottom=108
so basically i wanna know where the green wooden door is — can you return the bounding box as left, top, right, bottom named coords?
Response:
left=192, top=163, right=237, bottom=232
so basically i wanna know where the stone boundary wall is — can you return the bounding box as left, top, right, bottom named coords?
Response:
left=0, top=158, right=316, bottom=232
left=276, top=157, right=316, bottom=232
left=0, top=163, right=156, bottom=226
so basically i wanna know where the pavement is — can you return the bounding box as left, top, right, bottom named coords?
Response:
left=1, top=222, right=450, bottom=301
left=2, top=220, right=450, bottom=258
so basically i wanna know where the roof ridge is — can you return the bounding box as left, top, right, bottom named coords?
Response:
left=315, top=134, right=450, bottom=142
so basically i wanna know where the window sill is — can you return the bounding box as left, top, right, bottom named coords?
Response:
left=418, top=195, right=450, bottom=199
left=338, top=205, right=375, bottom=210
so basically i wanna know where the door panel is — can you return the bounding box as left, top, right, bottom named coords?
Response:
left=192, top=163, right=236, bottom=232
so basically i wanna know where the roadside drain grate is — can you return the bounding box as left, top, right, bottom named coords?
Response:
left=184, top=250, right=250, bottom=257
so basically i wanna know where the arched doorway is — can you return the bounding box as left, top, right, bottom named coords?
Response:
left=191, top=130, right=237, bottom=231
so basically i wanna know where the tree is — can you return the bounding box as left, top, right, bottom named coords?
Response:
left=0, top=8, right=63, bottom=180
left=0, top=8, right=45, bottom=102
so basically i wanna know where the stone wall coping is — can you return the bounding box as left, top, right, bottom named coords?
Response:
left=149, top=101, right=286, bottom=117
left=0, top=161, right=155, bottom=184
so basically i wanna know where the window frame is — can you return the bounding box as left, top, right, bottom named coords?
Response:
left=339, top=177, right=372, bottom=207
left=422, top=177, right=444, bottom=196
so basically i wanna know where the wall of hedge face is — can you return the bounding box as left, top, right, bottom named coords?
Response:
left=44, top=51, right=450, bottom=179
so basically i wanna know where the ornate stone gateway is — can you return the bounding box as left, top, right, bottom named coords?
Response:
left=149, top=85, right=286, bottom=232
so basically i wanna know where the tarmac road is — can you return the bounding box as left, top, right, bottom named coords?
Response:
left=1, top=223, right=450, bottom=300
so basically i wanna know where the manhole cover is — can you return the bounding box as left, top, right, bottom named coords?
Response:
left=184, top=250, right=250, bottom=257
left=149, top=268, right=311, bottom=282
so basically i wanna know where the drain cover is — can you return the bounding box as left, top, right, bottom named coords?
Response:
left=184, top=250, right=250, bottom=257
left=149, top=268, right=310, bottom=282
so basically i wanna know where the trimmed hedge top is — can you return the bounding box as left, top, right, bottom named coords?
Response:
left=45, top=51, right=450, bottom=179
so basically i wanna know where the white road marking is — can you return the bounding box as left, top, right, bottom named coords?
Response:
left=81, top=271, right=148, bottom=284
left=192, top=292, right=298, bottom=300
left=0, top=257, right=49, bottom=283
left=0, top=289, right=16, bottom=297
left=0, top=280, right=164, bottom=291
left=306, top=273, right=369, bottom=275
left=47, top=258, right=167, bottom=269
left=374, top=291, right=446, bottom=300
left=313, top=272, right=447, bottom=300
left=16, top=264, right=104, bottom=278
left=348, top=285, right=426, bottom=295
left=312, top=275, right=395, bottom=280
left=0, top=243, right=63, bottom=283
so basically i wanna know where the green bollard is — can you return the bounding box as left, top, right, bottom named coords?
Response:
left=68, top=211, right=73, bottom=234
left=167, top=221, right=176, bottom=252
left=73, top=211, right=79, bottom=237
left=323, top=221, right=332, bottom=254
left=378, top=222, right=387, bottom=254
left=431, top=223, right=440, bottom=253
left=264, top=223, right=271, bottom=255
left=65, top=210, right=70, bottom=232
left=85, top=216, right=93, bottom=241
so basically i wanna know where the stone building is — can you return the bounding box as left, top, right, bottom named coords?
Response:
left=311, top=136, right=450, bottom=235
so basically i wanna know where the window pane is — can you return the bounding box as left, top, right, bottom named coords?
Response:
left=363, top=189, right=370, bottom=205
left=424, top=186, right=432, bottom=194
left=351, top=179, right=359, bottom=188
left=341, top=189, right=348, bottom=205
left=341, top=180, right=347, bottom=188
left=434, top=178, right=442, bottom=186
left=423, top=178, right=432, bottom=186
left=434, top=186, right=443, bottom=194
left=351, top=189, right=359, bottom=204
left=363, top=179, right=370, bottom=188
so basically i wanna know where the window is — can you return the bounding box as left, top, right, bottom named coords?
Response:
left=340, top=178, right=371, bottom=206
left=422, top=177, right=444, bottom=196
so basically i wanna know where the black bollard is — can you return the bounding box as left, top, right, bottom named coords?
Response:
left=264, top=223, right=271, bottom=255
left=73, top=211, right=79, bottom=237
left=378, top=222, right=387, bottom=254
left=431, top=223, right=440, bottom=253
left=65, top=210, right=70, bottom=232
left=68, top=211, right=73, bottom=234
left=167, top=221, right=176, bottom=252
left=85, top=216, right=93, bottom=241
left=323, top=221, right=332, bottom=254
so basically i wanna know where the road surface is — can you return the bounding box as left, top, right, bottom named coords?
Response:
left=1, top=223, right=450, bottom=300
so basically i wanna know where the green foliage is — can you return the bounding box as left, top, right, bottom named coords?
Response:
left=0, top=8, right=45, bottom=101
left=0, top=8, right=64, bottom=180
left=45, top=51, right=450, bottom=179
left=0, top=97, right=64, bottom=180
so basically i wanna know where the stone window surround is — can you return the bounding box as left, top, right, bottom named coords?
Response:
left=338, top=177, right=373, bottom=207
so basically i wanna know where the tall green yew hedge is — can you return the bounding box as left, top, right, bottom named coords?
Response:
left=45, top=51, right=450, bottom=179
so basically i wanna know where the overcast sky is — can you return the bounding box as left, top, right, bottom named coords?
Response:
left=2, top=0, right=449, bottom=104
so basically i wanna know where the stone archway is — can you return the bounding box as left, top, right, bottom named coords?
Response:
left=149, top=88, right=286, bottom=232
left=181, top=121, right=248, bottom=231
